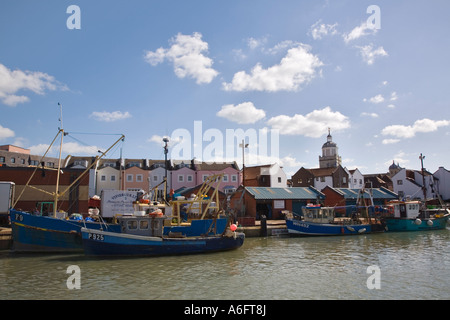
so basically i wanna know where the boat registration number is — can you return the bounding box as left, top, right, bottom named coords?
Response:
left=88, top=233, right=104, bottom=241
left=293, top=221, right=309, bottom=228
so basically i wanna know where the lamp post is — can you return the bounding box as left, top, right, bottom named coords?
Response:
left=163, top=137, right=169, bottom=200
left=239, top=140, right=249, bottom=215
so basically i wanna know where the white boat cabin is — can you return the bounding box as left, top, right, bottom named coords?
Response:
left=388, top=201, right=420, bottom=219
left=302, top=205, right=334, bottom=224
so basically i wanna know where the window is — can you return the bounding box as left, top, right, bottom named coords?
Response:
left=10, top=157, right=15, bottom=163
left=187, top=175, right=193, bottom=182
left=127, top=174, right=133, bottom=182
left=231, top=175, right=237, bottom=182
left=139, top=220, right=148, bottom=230
left=178, top=175, right=184, bottom=182
left=278, top=177, right=282, bottom=183
left=203, top=175, right=208, bottom=182
left=153, top=176, right=158, bottom=181
left=320, top=177, right=325, bottom=182
left=297, top=179, right=302, bottom=184
left=136, top=174, right=143, bottom=182
left=223, top=175, right=228, bottom=182
left=21, top=159, right=25, bottom=164
left=128, top=221, right=137, bottom=230
left=397, top=180, right=403, bottom=185
left=111, top=175, right=116, bottom=182
left=101, top=175, right=106, bottom=181
left=0, top=157, right=5, bottom=163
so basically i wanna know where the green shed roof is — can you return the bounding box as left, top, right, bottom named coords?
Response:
left=245, top=187, right=324, bottom=200
left=331, top=187, right=397, bottom=200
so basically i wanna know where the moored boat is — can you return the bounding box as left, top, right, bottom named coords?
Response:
left=81, top=214, right=244, bottom=257
left=285, top=205, right=379, bottom=236
left=382, top=200, right=449, bottom=232
left=9, top=126, right=126, bottom=253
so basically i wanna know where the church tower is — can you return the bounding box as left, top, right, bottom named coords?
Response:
left=319, top=128, right=341, bottom=168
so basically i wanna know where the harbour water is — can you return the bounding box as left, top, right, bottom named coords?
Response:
left=1, top=228, right=449, bottom=300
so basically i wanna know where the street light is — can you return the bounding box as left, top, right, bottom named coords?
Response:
left=239, top=140, right=249, bottom=215
left=163, top=137, right=169, bottom=201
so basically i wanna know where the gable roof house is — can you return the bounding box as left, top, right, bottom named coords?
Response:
left=291, top=165, right=349, bottom=190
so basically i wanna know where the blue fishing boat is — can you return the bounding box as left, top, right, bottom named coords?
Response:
left=382, top=200, right=449, bottom=232
left=9, top=126, right=126, bottom=253
left=9, top=209, right=121, bottom=252
left=285, top=205, right=379, bottom=236
left=81, top=215, right=244, bottom=257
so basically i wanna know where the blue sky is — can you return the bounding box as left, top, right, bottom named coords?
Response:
left=1, top=0, right=449, bottom=177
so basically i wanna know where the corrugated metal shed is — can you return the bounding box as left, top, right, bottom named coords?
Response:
left=332, top=187, right=397, bottom=200
left=245, top=187, right=324, bottom=200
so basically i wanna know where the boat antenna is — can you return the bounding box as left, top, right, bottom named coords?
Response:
left=419, top=153, right=427, bottom=207
left=58, top=102, right=63, bottom=130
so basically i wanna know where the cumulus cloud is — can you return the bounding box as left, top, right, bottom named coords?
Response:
left=89, top=111, right=131, bottom=122
left=222, top=44, right=323, bottom=92
left=364, top=94, right=384, bottom=104
left=381, top=118, right=450, bottom=139
left=144, top=32, right=219, bottom=84
left=267, top=106, right=350, bottom=137
left=361, top=112, right=379, bottom=118
left=0, top=125, right=15, bottom=140
left=29, top=142, right=100, bottom=157
left=217, top=102, right=266, bottom=124
left=343, top=22, right=377, bottom=43
left=0, top=63, right=67, bottom=107
left=356, top=44, right=388, bottom=65
left=309, top=20, right=338, bottom=40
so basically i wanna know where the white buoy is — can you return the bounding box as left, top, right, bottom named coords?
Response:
left=414, top=219, right=422, bottom=225
left=358, top=228, right=367, bottom=233
left=346, top=226, right=355, bottom=232
left=427, top=220, right=433, bottom=226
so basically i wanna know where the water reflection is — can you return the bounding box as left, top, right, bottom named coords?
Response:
left=1, top=229, right=449, bottom=300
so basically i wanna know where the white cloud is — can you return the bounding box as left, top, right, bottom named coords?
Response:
left=267, top=106, right=350, bottom=137
left=29, top=142, right=100, bottom=157
left=247, top=36, right=268, bottom=50
left=309, top=20, right=338, bottom=40
left=364, top=94, right=384, bottom=104
left=361, top=112, right=379, bottom=118
left=382, top=139, right=400, bottom=144
left=343, top=22, right=377, bottom=43
left=0, top=125, right=15, bottom=140
left=381, top=118, right=450, bottom=139
left=89, top=111, right=131, bottom=122
left=390, top=91, right=398, bottom=101
left=356, top=44, right=388, bottom=65
left=217, top=102, right=266, bottom=124
left=0, top=63, right=67, bottom=107
left=144, top=32, right=219, bottom=84
left=223, top=44, right=323, bottom=92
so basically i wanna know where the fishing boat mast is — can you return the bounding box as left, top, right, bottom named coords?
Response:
left=419, top=153, right=427, bottom=210
left=13, top=103, right=125, bottom=218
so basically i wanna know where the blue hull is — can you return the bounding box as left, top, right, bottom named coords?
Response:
left=384, top=216, right=449, bottom=232
left=286, top=219, right=373, bottom=236
left=81, top=228, right=245, bottom=257
left=9, top=209, right=121, bottom=253
left=163, top=218, right=227, bottom=237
